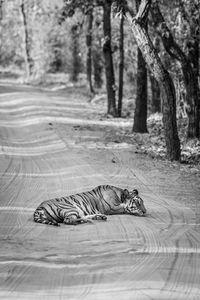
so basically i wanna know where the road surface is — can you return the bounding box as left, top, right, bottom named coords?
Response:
left=0, top=84, right=200, bottom=299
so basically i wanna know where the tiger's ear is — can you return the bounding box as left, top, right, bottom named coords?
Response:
left=132, top=189, right=138, bottom=195
left=121, top=189, right=129, bottom=202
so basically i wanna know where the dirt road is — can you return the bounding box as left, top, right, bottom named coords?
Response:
left=0, top=84, right=200, bottom=300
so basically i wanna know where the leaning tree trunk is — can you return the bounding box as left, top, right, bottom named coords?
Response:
left=122, top=0, right=180, bottom=160
left=133, top=47, right=148, bottom=132
left=103, top=0, right=117, bottom=116
left=86, top=8, right=95, bottom=95
left=150, top=0, right=200, bottom=138
left=118, top=15, right=124, bottom=117
left=20, top=0, right=33, bottom=80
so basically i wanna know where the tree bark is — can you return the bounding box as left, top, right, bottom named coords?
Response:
left=86, top=8, right=95, bottom=94
left=103, top=0, right=117, bottom=116
left=149, top=71, right=161, bottom=113
left=93, top=18, right=103, bottom=89
left=132, top=0, right=148, bottom=132
left=20, top=0, right=33, bottom=79
left=133, top=47, right=148, bottom=132
left=93, top=48, right=103, bottom=89
left=150, top=0, right=200, bottom=138
left=70, top=24, right=82, bottom=82
left=186, top=6, right=200, bottom=138
left=149, top=36, right=161, bottom=113
left=118, top=15, right=124, bottom=117
left=124, top=0, right=180, bottom=160
left=0, top=0, right=4, bottom=20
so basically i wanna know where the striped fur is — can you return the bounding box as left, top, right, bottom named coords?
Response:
left=33, top=185, right=146, bottom=226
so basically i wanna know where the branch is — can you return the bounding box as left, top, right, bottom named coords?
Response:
left=135, top=0, right=151, bottom=24
left=150, top=0, right=187, bottom=62
left=111, top=0, right=135, bottom=19
left=112, top=0, right=151, bottom=28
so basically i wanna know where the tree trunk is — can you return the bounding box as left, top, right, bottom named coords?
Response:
left=186, top=15, right=200, bottom=138
left=103, top=0, right=117, bottom=116
left=0, top=0, right=4, bottom=20
left=93, top=15, right=103, bottom=89
left=149, top=71, right=161, bottom=113
left=124, top=0, right=180, bottom=160
left=150, top=0, right=200, bottom=138
left=86, top=9, right=95, bottom=94
left=132, top=0, right=148, bottom=132
left=70, top=24, right=82, bottom=82
left=20, top=0, right=33, bottom=79
left=133, top=47, right=148, bottom=132
left=93, top=48, right=103, bottom=89
left=118, top=15, right=124, bottom=117
left=149, top=36, right=161, bottom=113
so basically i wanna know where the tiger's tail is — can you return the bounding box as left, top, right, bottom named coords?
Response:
left=33, top=209, right=60, bottom=226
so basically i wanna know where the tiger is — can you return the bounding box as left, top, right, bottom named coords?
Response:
left=33, top=185, right=146, bottom=226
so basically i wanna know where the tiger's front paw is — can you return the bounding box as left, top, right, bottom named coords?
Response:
left=63, top=218, right=78, bottom=225
left=101, top=215, right=107, bottom=221
left=63, top=216, right=83, bottom=225
left=92, top=214, right=107, bottom=221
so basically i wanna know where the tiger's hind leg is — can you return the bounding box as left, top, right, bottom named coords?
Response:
left=63, top=212, right=107, bottom=225
left=81, top=213, right=107, bottom=222
left=33, top=209, right=60, bottom=226
left=63, top=214, right=91, bottom=225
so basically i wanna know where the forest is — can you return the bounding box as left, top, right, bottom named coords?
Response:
left=0, top=0, right=199, bottom=162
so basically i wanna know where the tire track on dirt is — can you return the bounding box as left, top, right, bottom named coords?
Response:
left=129, top=156, right=200, bottom=298
left=0, top=88, right=114, bottom=299
left=83, top=150, right=168, bottom=292
left=102, top=150, right=200, bottom=298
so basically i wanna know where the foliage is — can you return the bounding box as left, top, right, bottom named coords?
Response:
left=0, top=0, right=198, bottom=85
left=0, top=0, right=24, bottom=67
left=61, top=0, right=94, bottom=18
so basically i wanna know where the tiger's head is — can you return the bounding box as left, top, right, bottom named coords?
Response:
left=122, top=189, right=146, bottom=216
